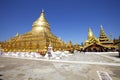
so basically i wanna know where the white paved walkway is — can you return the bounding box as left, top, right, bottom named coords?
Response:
left=2, top=56, right=120, bottom=66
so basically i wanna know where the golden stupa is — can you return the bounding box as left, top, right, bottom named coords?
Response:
left=1, top=10, right=66, bottom=53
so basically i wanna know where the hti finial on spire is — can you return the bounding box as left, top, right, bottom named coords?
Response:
left=100, top=24, right=103, bottom=30
left=42, top=9, right=44, bottom=13
left=100, top=24, right=105, bottom=33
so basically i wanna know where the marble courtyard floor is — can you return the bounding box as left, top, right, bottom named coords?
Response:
left=0, top=52, right=120, bottom=80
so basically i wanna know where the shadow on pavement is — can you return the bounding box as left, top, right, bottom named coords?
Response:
left=112, top=55, right=120, bottom=58
left=0, top=74, right=3, bottom=80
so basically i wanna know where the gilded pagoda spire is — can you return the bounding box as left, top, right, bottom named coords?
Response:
left=32, top=9, right=50, bottom=33
left=100, top=25, right=107, bottom=37
left=88, top=27, right=94, bottom=39
left=99, top=25, right=109, bottom=42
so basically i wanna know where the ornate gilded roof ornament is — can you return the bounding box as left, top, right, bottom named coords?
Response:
left=85, top=27, right=100, bottom=45
left=88, top=27, right=94, bottom=39
left=99, top=25, right=109, bottom=42
left=100, top=25, right=106, bottom=37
